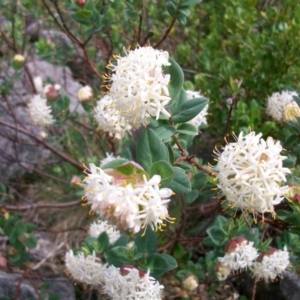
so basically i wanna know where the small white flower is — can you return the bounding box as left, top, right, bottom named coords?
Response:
left=214, top=131, right=290, bottom=217
left=78, top=85, right=93, bottom=102
left=252, top=247, right=290, bottom=281
left=103, top=265, right=164, bottom=300
left=267, top=90, right=298, bottom=122
left=28, top=94, right=54, bottom=126
left=65, top=250, right=105, bottom=285
left=186, top=90, right=209, bottom=128
left=89, top=220, right=121, bottom=244
left=108, top=46, right=171, bottom=127
left=82, top=163, right=173, bottom=233
left=182, top=275, right=198, bottom=291
left=94, top=95, right=132, bottom=139
left=218, top=237, right=258, bottom=271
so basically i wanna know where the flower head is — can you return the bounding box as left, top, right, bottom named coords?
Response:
left=103, top=265, right=164, bottom=300
left=89, top=220, right=121, bottom=244
left=82, top=163, right=173, bottom=233
left=108, top=46, right=171, bottom=127
left=252, top=247, right=290, bottom=281
left=94, top=95, right=132, bottom=139
left=283, top=101, right=300, bottom=122
left=28, top=94, right=54, bottom=126
left=217, top=237, right=258, bottom=271
left=13, top=54, right=25, bottom=70
left=182, top=275, right=198, bottom=291
left=186, top=90, right=209, bottom=128
left=267, top=90, right=298, bottom=122
left=65, top=250, right=105, bottom=285
left=78, top=85, right=93, bottom=102
left=214, top=131, right=290, bottom=217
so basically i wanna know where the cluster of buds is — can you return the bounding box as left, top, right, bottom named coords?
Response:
left=217, top=237, right=290, bottom=281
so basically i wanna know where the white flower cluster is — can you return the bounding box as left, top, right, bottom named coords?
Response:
left=266, top=90, right=298, bottom=122
left=33, top=76, right=61, bottom=100
left=89, top=220, right=121, bottom=244
left=83, top=163, right=173, bottom=233
left=93, top=46, right=171, bottom=135
left=217, top=238, right=290, bottom=282
left=77, top=85, right=93, bottom=102
left=94, top=95, right=132, bottom=139
left=186, top=90, right=209, bottom=128
left=214, top=131, right=290, bottom=217
left=27, top=94, right=54, bottom=126
left=104, top=265, right=164, bottom=300
left=252, top=247, right=290, bottom=281
left=65, top=251, right=163, bottom=299
left=217, top=238, right=258, bottom=272
left=65, top=250, right=105, bottom=285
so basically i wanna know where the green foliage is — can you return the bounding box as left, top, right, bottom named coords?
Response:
left=0, top=213, right=37, bottom=267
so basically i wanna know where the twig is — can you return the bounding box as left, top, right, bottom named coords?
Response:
left=154, top=17, right=176, bottom=48
left=0, top=120, right=83, bottom=171
left=0, top=199, right=81, bottom=212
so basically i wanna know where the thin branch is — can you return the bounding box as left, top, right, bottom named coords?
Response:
left=154, top=17, right=176, bottom=48
left=137, top=0, right=144, bottom=44
left=0, top=199, right=81, bottom=212
left=0, top=120, right=83, bottom=171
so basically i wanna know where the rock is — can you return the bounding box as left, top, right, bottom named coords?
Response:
left=0, top=270, right=75, bottom=300
left=280, top=272, right=300, bottom=300
left=0, top=57, right=85, bottom=181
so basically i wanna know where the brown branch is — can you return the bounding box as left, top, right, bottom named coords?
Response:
left=154, top=17, right=176, bottom=48
left=173, top=135, right=216, bottom=177
left=0, top=120, right=83, bottom=171
left=137, top=0, right=144, bottom=44
left=38, top=227, right=87, bottom=233
left=0, top=199, right=81, bottom=212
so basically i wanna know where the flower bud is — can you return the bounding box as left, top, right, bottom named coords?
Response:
left=12, top=54, right=25, bottom=70
left=77, top=85, right=93, bottom=102
left=76, top=0, right=86, bottom=7
left=120, top=264, right=146, bottom=278
left=43, top=84, right=61, bottom=100
left=182, top=274, right=198, bottom=291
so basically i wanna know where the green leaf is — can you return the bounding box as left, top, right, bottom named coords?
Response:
left=112, top=235, right=130, bottom=247
left=168, top=89, right=187, bottom=115
left=22, top=234, right=37, bottom=249
left=75, top=10, right=93, bottom=20
left=163, top=58, right=184, bottom=99
left=206, top=225, right=228, bottom=246
left=135, top=226, right=157, bottom=254
left=172, top=97, right=208, bottom=123
left=166, top=1, right=177, bottom=17
left=136, top=128, right=169, bottom=172
left=176, top=14, right=187, bottom=25
left=115, top=161, right=147, bottom=177
left=101, top=158, right=129, bottom=169
left=169, top=167, right=191, bottom=194
left=97, top=232, right=110, bottom=252
left=191, top=171, right=208, bottom=189
left=150, top=161, right=174, bottom=187
left=182, top=0, right=202, bottom=5
left=184, top=189, right=199, bottom=203
left=153, top=125, right=176, bottom=141
left=145, top=253, right=177, bottom=279
left=176, top=123, right=199, bottom=135
left=104, top=246, right=132, bottom=267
